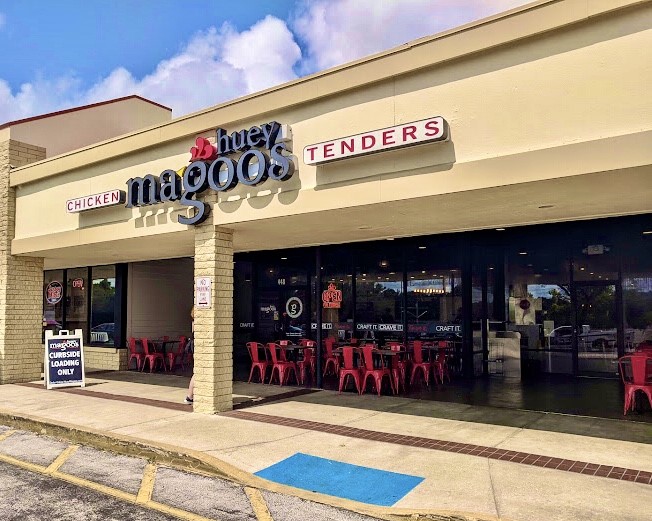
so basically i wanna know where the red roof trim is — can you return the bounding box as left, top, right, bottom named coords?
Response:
left=0, top=95, right=172, bottom=131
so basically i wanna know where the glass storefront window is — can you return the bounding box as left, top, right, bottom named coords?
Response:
left=66, top=268, right=88, bottom=340
left=508, top=249, right=572, bottom=375
left=90, top=266, right=116, bottom=346
left=321, top=273, right=353, bottom=341
left=407, top=269, right=461, bottom=342
left=623, top=273, right=652, bottom=353
left=43, top=270, right=64, bottom=340
left=356, top=272, right=403, bottom=343
left=44, top=265, right=118, bottom=347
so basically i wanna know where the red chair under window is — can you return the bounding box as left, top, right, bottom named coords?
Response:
left=619, top=354, right=652, bottom=415
left=389, top=343, right=407, bottom=393
left=266, top=342, right=297, bottom=386
left=436, top=341, right=452, bottom=383
left=338, top=347, right=363, bottom=394
left=297, top=348, right=316, bottom=385
left=410, top=341, right=433, bottom=387
left=361, top=345, right=394, bottom=396
left=323, top=337, right=340, bottom=377
left=140, top=337, right=166, bottom=373
left=166, top=336, right=187, bottom=372
left=127, top=337, right=144, bottom=371
left=246, top=342, right=270, bottom=383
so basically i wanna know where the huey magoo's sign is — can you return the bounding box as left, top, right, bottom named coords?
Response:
left=304, top=117, right=448, bottom=165
left=126, top=121, right=295, bottom=225
left=44, top=330, right=86, bottom=390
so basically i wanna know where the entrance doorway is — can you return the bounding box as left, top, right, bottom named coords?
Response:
left=575, top=283, right=620, bottom=377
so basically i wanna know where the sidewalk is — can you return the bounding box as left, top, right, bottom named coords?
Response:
left=1, top=372, right=651, bottom=521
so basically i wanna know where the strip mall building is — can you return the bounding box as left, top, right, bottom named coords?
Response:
left=1, top=0, right=651, bottom=414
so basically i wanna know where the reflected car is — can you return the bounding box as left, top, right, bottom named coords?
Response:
left=91, top=323, right=115, bottom=343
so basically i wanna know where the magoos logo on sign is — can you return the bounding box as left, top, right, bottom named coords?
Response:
left=126, top=121, right=295, bottom=225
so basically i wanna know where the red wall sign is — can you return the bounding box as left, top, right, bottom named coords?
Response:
left=322, top=283, right=342, bottom=309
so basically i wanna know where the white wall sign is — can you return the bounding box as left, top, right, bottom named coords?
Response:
left=304, top=116, right=448, bottom=165
left=195, top=276, right=212, bottom=309
left=66, top=190, right=125, bottom=213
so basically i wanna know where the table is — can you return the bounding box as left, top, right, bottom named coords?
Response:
left=151, top=339, right=180, bottom=355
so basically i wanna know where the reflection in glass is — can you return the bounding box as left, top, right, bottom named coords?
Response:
left=66, top=268, right=88, bottom=340
left=43, top=270, right=64, bottom=340
left=90, top=266, right=116, bottom=346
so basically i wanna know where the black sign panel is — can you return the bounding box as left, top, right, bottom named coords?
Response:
left=45, top=333, right=85, bottom=389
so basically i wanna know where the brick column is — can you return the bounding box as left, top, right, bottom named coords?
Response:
left=193, top=223, right=233, bottom=413
left=0, top=140, right=46, bottom=384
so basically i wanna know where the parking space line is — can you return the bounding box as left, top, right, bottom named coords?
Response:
left=0, top=430, right=16, bottom=442
left=146, top=499, right=221, bottom=521
left=136, top=463, right=157, bottom=504
left=245, top=487, right=274, bottom=521
left=46, top=444, right=78, bottom=474
left=51, top=470, right=137, bottom=503
left=0, top=452, right=47, bottom=474
left=0, top=449, right=223, bottom=520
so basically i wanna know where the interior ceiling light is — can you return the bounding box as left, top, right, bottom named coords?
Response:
left=281, top=257, right=287, bottom=260
left=418, top=246, right=427, bottom=250
left=421, top=270, right=426, bottom=274
left=386, top=238, right=395, bottom=241
left=643, top=231, right=652, bottom=235
left=496, top=228, right=505, bottom=231
left=519, top=251, right=528, bottom=255
left=580, top=267, right=585, bottom=271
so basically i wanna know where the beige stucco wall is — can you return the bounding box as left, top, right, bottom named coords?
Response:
left=8, top=0, right=652, bottom=266
left=4, top=97, right=171, bottom=158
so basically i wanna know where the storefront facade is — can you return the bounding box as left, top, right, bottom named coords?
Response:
left=2, top=0, right=651, bottom=413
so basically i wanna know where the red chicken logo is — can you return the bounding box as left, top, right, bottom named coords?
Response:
left=190, top=137, right=217, bottom=161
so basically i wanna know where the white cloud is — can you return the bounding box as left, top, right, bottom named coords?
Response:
left=0, top=1, right=531, bottom=123
left=0, top=16, right=300, bottom=122
left=293, top=0, right=530, bottom=72
left=84, top=17, right=301, bottom=116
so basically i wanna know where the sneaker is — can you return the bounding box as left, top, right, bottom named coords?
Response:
left=184, top=397, right=193, bottom=404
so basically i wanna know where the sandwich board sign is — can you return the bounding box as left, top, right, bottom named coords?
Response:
left=44, top=329, right=86, bottom=390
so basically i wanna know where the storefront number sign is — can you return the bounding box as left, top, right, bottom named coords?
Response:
left=45, top=281, right=63, bottom=304
left=126, top=121, right=295, bottom=225
left=195, top=277, right=212, bottom=309
left=44, top=330, right=85, bottom=390
left=285, top=297, right=303, bottom=318
left=322, top=283, right=342, bottom=309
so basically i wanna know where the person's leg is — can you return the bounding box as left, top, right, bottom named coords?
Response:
left=184, top=375, right=195, bottom=403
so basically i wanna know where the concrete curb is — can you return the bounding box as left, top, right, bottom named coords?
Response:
left=0, top=409, right=507, bottom=521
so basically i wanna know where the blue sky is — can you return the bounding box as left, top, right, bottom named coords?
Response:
left=0, top=0, right=529, bottom=122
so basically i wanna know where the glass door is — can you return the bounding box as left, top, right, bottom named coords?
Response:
left=575, top=283, right=620, bottom=377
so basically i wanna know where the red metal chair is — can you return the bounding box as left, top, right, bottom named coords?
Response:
left=323, top=337, right=340, bottom=377
left=140, top=337, right=166, bottom=373
left=299, top=339, right=316, bottom=347
left=619, top=354, right=652, bottom=415
left=436, top=341, right=452, bottom=383
left=166, top=336, right=187, bottom=371
left=410, top=341, right=433, bottom=387
left=266, top=342, right=297, bottom=385
left=127, top=337, right=144, bottom=371
left=297, top=348, right=316, bottom=385
left=389, top=343, right=407, bottom=393
left=338, top=347, right=362, bottom=394
left=360, top=345, right=394, bottom=396
left=246, top=342, right=270, bottom=383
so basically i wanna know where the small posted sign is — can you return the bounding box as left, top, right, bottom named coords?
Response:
left=195, top=276, right=212, bottom=309
left=44, top=329, right=85, bottom=390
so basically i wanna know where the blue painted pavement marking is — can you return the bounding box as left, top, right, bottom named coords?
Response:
left=254, top=452, right=424, bottom=506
